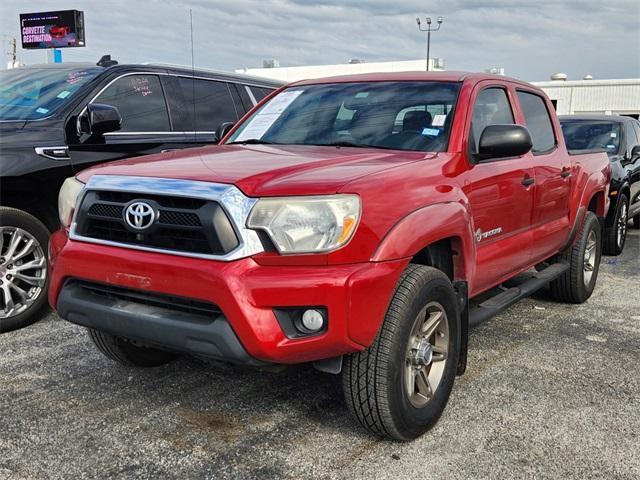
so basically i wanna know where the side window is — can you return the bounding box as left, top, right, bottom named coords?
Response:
left=470, top=88, right=515, bottom=154
left=94, top=75, right=170, bottom=132
left=633, top=121, right=640, bottom=147
left=176, top=78, right=239, bottom=131
left=248, top=86, right=272, bottom=102
left=517, top=91, right=556, bottom=153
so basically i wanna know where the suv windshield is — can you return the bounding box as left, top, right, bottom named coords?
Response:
left=560, top=119, right=621, bottom=155
left=0, top=66, right=102, bottom=121
left=227, top=81, right=460, bottom=152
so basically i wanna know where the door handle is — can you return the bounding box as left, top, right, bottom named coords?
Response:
left=560, top=167, right=572, bottom=178
left=521, top=176, right=535, bottom=187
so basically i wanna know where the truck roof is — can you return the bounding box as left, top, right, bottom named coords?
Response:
left=291, top=71, right=538, bottom=90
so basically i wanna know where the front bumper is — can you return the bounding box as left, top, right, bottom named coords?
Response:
left=49, top=230, right=408, bottom=364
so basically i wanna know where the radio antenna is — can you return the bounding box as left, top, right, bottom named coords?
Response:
left=190, top=9, right=197, bottom=143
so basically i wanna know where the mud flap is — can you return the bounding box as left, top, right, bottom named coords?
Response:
left=453, top=281, right=469, bottom=376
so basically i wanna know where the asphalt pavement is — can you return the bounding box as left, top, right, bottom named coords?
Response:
left=1, top=230, right=638, bottom=480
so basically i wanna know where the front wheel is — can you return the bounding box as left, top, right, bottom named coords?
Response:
left=342, top=265, right=460, bottom=441
left=0, top=207, right=50, bottom=333
left=549, top=211, right=602, bottom=304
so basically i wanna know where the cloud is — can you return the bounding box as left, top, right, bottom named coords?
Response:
left=1, top=0, right=638, bottom=80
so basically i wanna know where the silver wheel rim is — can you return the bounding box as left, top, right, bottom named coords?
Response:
left=617, top=202, right=627, bottom=249
left=404, top=301, right=449, bottom=409
left=0, top=227, right=47, bottom=319
left=583, top=230, right=597, bottom=287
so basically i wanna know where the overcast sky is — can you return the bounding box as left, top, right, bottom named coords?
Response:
left=1, top=0, right=638, bottom=81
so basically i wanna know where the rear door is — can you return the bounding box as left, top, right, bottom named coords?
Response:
left=166, top=76, right=241, bottom=140
left=466, top=83, right=535, bottom=293
left=515, top=89, right=571, bottom=263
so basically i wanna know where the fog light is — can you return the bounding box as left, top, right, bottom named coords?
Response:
left=301, top=309, right=325, bottom=332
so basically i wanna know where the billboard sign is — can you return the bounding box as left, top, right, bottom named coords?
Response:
left=20, top=10, right=85, bottom=49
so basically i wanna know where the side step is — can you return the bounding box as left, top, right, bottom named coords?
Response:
left=469, top=262, right=569, bottom=328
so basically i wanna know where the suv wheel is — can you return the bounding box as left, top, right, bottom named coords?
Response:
left=342, top=265, right=460, bottom=441
left=633, top=214, right=640, bottom=230
left=0, top=207, right=50, bottom=333
left=89, top=329, right=177, bottom=367
left=603, top=194, right=628, bottom=256
left=549, top=211, right=602, bottom=304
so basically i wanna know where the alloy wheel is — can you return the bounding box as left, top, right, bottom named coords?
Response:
left=0, top=227, right=47, bottom=319
left=617, top=202, right=627, bottom=249
left=404, top=301, right=449, bottom=408
left=583, top=230, right=597, bottom=288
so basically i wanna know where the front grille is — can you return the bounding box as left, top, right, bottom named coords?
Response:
left=73, top=280, right=221, bottom=318
left=74, top=190, right=239, bottom=256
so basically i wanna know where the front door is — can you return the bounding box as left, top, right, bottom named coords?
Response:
left=466, top=85, right=535, bottom=295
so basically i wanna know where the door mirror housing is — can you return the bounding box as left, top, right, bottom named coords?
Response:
left=216, top=122, right=235, bottom=142
left=631, top=145, right=640, bottom=160
left=84, top=103, right=122, bottom=136
left=477, top=124, right=532, bottom=161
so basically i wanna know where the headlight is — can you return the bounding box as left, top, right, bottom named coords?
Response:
left=58, top=177, right=85, bottom=228
left=247, top=195, right=361, bottom=253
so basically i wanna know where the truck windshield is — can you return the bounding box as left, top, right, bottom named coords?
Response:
left=0, top=66, right=102, bottom=121
left=560, top=120, right=621, bottom=155
left=227, top=81, right=461, bottom=152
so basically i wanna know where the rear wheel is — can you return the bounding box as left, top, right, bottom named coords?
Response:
left=603, top=194, right=628, bottom=256
left=88, top=329, right=177, bottom=367
left=342, top=265, right=460, bottom=441
left=549, top=211, right=602, bottom=304
left=0, top=208, right=50, bottom=333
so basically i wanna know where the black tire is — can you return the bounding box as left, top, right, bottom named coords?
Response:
left=0, top=207, right=51, bottom=334
left=603, top=194, right=628, bottom=256
left=549, top=211, right=602, bottom=304
left=633, top=214, right=640, bottom=230
left=88, top=328, right=177, bottom=367
left=342, top=265, right=460, bottom=441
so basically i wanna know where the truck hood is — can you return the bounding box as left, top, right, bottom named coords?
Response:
left=77, top=144, right=433, bottom=196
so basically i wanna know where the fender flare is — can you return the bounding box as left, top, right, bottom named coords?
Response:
left=372, top=201, right=476, bottom=283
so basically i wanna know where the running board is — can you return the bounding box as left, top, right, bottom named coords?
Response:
left=469, top=262, right=569, bottom=328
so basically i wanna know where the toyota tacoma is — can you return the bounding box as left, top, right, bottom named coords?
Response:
left=49, top=72, right=610, bottom=440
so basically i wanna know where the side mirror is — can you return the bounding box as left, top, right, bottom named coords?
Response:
left=85, top=103, right=122, bottom=135
left=477, top=124, right=532, bottom=161
left=216, top=122, right=235, bottom=142
left=631, top=145, right=640, bottom=160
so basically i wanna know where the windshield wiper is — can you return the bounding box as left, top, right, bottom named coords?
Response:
left=227, top=138, right=277, bottom=145
left=312, top=141, right=399, bottom=151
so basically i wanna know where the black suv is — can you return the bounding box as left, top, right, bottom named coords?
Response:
left=560, top=115, right=640, bottom=255
left=0, top=57, right=281, bottom=332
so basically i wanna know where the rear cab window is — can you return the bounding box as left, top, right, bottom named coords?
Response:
left=516, top=90, right=556, bottom=154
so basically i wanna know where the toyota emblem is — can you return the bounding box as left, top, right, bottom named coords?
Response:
left=124, top=201, right=157, bottom=231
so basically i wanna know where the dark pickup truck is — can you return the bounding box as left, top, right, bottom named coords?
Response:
left=0, top=59, right=280, bottom=332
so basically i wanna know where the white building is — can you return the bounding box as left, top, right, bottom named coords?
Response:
left=533, top=77, right=640, bottom=118
left=235, top=58, right=445, bottom=83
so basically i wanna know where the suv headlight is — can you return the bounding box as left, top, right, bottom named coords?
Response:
left=58, top=177, right=85, bottom=228
left=247, top=195, right=361, bottom=254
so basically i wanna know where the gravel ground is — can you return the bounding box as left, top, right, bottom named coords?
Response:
left=1, top=230, right=639, bottom=480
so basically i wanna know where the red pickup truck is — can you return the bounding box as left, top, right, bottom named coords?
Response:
left=49, top=72, right=610, bottom=440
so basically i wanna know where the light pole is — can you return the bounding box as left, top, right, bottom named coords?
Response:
left=416, top=16, right=443, bottom=71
